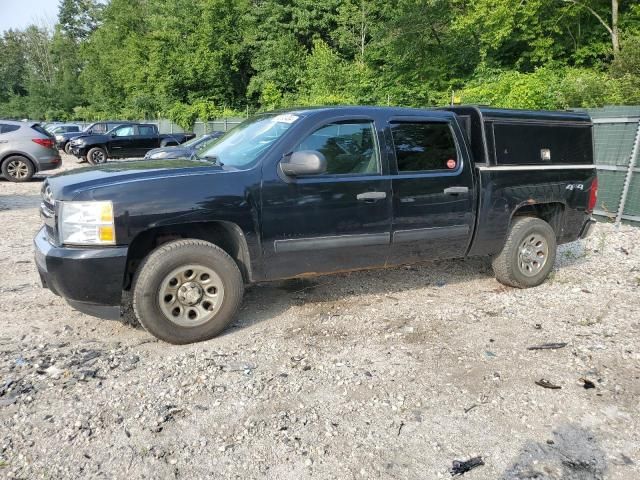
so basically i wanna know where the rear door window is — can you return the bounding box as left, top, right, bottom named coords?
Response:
left=92, top=123, right=108, bottom=134
left=0, top=124, right=20, bottom=135
left=391, top=122, right=458, bottom=172
left=138, top=125, right=156, bottom=136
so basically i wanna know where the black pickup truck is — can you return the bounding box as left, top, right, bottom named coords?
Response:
left=55, top=121, right=134, bottom=154
left=34, top=106, right=597, bottom=344
left=68, top=123, right=195, bottom=164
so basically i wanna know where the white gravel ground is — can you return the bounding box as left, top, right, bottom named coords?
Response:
left=0, top=155, right=639, bottom=479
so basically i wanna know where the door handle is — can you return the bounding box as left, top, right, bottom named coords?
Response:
left=0, top=140, right=7, bottom=144
left=443, top=186, right=469, bottom=195
left=357, top=191, right=387, bottom=201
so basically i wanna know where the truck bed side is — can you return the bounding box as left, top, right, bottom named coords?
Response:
left=468, top=167, right=596, bottom=257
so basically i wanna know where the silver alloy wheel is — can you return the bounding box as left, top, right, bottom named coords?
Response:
left=518, top=233, right=548, bottom=276
left=91, top=150, right=106, bottom=163
left=158, top=264, right=224, bottom=327
left=6, top=159, right=29, bottom=179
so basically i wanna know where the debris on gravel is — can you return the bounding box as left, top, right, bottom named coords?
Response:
left=450, top=456, right=485, bottom=476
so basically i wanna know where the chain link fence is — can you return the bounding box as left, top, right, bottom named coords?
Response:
left=588, top=107, right=640, bottom=225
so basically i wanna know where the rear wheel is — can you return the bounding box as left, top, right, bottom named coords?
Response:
left=2, top=156, right=35, bottom=182
left=87, top=147, right=107, bottom=165
left=133, top=239, right=244, bottom=344
left=492, top=217, right=557, bottom=288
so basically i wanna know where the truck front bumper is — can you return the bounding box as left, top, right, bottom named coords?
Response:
left=33, top=226, right=128, bottom=320
left=70, top=145, right=88, bottom=158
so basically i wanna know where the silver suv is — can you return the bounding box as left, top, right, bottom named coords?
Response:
left=0, top=120, right=62, bottom=182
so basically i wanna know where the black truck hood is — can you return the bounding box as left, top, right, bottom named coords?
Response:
left=47, top=159, right=223, bottom=200
left=70, top=133, right=109, bottom=144
left=61, top=131, right=88, bottom=140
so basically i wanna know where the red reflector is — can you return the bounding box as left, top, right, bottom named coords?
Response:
left=587, top=177, right=598, bottom=213
left=32, top=138, right=55, bottom=148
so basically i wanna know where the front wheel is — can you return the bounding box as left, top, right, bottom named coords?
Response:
left=87, top=147, right=107, bottom=165
left=492, top=217, right=557, bottom=288
left=64, top=142, right=73, bottom=155
left=133, top=239, right=244, bottom=344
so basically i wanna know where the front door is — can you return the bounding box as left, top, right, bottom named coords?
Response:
left=261, top=117, right=392, bottom=279
left=387, top=115, right=476, bottom=263
left=108, top=125, right=135, bottom=157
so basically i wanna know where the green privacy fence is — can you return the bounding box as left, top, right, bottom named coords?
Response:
left=587, top=107, right=640, bottom=224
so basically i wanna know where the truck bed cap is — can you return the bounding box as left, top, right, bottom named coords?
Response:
left=447, top=106, right=590, bottom=124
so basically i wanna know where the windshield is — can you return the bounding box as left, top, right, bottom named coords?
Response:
left=181, top=135, right=204, bottom=148
left=194, top=136, right=222, bottom=156
left=197, top=113, right=299, bottom=168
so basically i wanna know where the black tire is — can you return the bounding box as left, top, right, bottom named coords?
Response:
left=64, top=142, right=73, bottom=155
left=1, top=156, right=35, bottom=182
left=87, top=147, right=108, bottom=165
left=133, top=239, right=244, bottom=344
left=492, top=217, right=557, bottom=288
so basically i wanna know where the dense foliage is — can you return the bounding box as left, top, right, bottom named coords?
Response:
left=1, top=0, right=639, bottom=127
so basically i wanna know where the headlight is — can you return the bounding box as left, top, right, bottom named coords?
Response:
left=58, top=201, right=116, bottom=246
left=55, top=135, right=64, bottom=141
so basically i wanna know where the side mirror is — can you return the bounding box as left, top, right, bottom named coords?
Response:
left=111, top=132, right=117, bottom=137
left=280, top=150, right=327, bottom=177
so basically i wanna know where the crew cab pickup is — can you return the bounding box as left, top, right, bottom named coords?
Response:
left=68, top=123, right=195, bottom=164
left=34, top=106, right=598, bottom=344
left=55, top=121, right=134, bottom=153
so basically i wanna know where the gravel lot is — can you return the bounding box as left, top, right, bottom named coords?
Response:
left=1, top=154, right=639, bottom=479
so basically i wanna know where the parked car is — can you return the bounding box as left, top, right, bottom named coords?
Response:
left=35, top=106, right=597, bottom=344
left=0, top=120, right=61, bottom=182
left=143, top=131, right=224, bottom=160
left=55, top=121, right=135, bottom=154
left=68, top=123, right=196, bottom=164
left=46, top=124, right=80, bottom=135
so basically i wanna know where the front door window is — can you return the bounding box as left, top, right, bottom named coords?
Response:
left=294, top=121, right=380, bottom=175
left=113, top=126, right=134, bottom=137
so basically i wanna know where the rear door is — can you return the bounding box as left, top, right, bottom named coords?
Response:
left=0, top=123, right=21, bottom=157
left=261, top=116, right=393, bottom=279
left=134, top=125, right=159, bottom=157
left=387, top=115, right=476, bottom=262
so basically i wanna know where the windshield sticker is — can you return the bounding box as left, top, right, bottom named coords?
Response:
left=272, top=114, right=299, bottom=124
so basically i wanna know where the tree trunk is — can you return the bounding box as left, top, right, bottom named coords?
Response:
left=611, top=0, right=619, bottom=56
left=564, top=0, right=620, bottom=57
